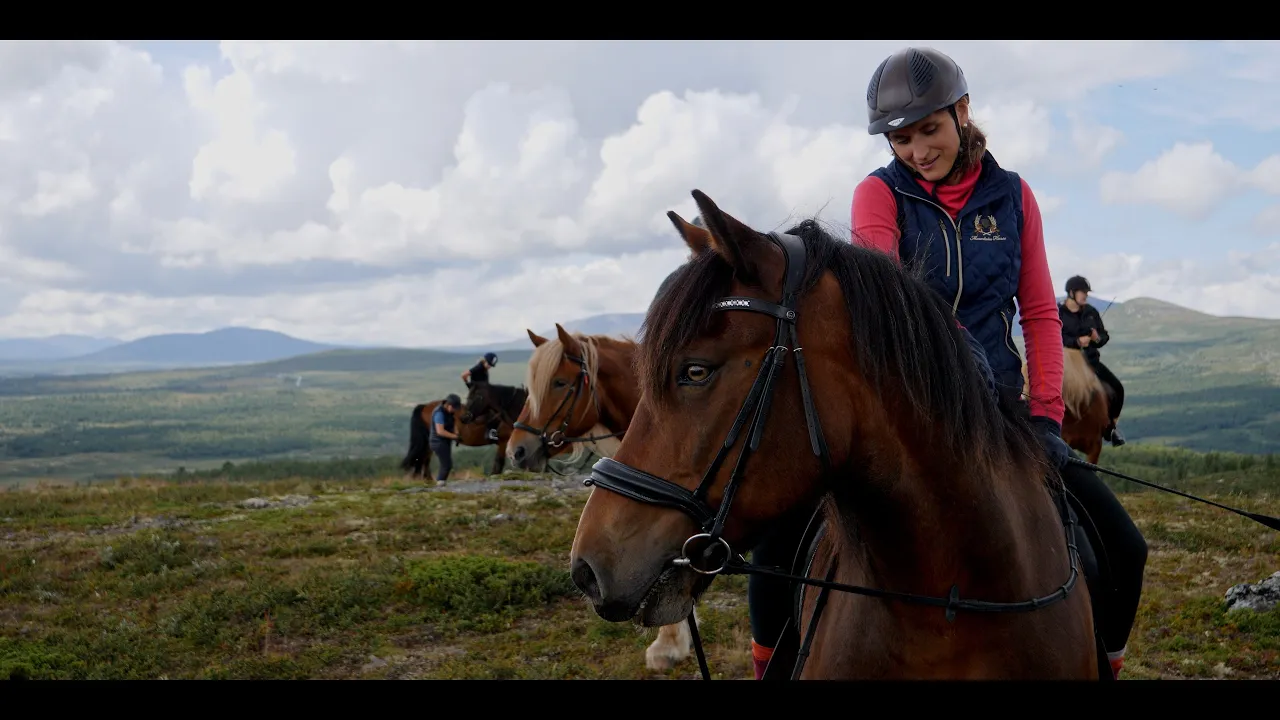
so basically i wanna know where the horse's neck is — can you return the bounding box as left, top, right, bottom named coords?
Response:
left=833, top=430, right=1060, bottom=601
left=591, top=348, right=639, bottom=432
left=496, top=387, right=524, bottom=416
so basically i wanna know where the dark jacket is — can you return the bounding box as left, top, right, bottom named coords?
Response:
left=867, top=151, right=1026, bottom=396
left=466, top=361, right=489, bottom=385
left=1059, top=302, right=1108, bottom=363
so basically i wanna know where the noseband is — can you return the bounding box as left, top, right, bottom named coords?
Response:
left=582, top=229, right=1082, bottom=680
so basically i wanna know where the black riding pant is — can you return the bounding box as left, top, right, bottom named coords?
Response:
left=429, top=437, right=453, bottom=482
left=747, top=504, right=816, bottom=648
left=1088, top=359, right=1124, bottom=421
left=1060, top=459, right=1147, bottom=652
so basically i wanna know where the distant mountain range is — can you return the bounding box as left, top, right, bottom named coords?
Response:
left=0, top=327, right=341, bottom=376
left=0, top=313, right=652, bottom=377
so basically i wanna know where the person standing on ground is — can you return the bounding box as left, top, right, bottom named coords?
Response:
left=430, top=393, right=463, bottom=484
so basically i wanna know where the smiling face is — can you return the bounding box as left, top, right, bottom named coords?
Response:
left=886, top=98, right=970, bottom=182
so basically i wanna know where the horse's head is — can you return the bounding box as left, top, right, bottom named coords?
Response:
left=569, top=189, right=860, bottom=626
left=508, top=324, right=607, bottom=471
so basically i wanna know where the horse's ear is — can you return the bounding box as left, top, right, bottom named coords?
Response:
left=690, top=189, right=766, bottom=284
left=555, top=323, right=583, bottom=357
left=667, top=211, right=712, bottom=256
left=527, top=329, right=548, bottom=347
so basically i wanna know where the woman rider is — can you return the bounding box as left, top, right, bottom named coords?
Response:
left=745, top=46, right=1147, bottom=681
left=1060, top=275, right=1126, bottom=447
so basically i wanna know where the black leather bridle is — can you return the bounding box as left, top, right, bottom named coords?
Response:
left=582, top=229, right=1084, bottom=680
left=513, top=352, right=625, bottom=474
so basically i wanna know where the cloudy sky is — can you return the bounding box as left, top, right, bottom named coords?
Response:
left=0, top=40, right=1276, bottom=347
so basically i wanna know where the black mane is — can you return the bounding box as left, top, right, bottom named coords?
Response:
left=638, top=218, right=1043, bottom=466
left=469, top=382, right=528, bottom=417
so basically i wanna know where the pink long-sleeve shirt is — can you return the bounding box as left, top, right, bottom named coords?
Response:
left=849, top=164, right=1065, bottom=426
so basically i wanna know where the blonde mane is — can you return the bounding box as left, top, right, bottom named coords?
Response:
left=1022, top=347, right=1104, bottom=419
left=526, top=332, right=604, bottom=417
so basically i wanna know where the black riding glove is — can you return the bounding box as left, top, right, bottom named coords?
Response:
left=1030, top=416, right=1071, bottom=471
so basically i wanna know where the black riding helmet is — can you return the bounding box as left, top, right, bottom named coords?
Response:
left=867, top=47, right=969, bottom=135
left=866, top=47, right=971, bottom=181
left=1065, top=276, right=1091, bottom=296
left=445, top=393, right=462, bottom=408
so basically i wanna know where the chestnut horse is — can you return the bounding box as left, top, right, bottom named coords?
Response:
left=569, top=190, right=1106, bottom=679
left=506, top=323, right=700, bottom=672
left=507, top=324, right=632, bottom=474
left=1023, top=348, right=1112, bottom=465
left=399, top=384, right=526, bottom=480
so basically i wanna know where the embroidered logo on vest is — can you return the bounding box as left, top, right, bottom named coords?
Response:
left=971, top=214, right=1007, bottom=242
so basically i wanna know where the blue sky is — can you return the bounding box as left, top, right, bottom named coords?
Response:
left=0, top=40, right=1274, bottom=344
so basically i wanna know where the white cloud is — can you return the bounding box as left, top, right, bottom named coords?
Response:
left=1067, top=112, right=1125, bottom=169
left=1099, top=141, right=1245, bottom=221
left=0, top=39, right=1273, bottom=345
left=0, top=247, right=691, bottom=344
left=1099, top=141, right=1280, bottom=228
left=972, top=100, right=1055, bottom=170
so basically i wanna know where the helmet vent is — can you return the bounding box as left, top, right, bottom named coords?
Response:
left=908, top=50, right=936, bottom=95
left=866, top=58, right=887, bottom=107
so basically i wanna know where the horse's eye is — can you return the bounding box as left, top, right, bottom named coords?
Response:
left=553, top=378, right=568, bottom=389
left=678, top=364, right=713, bottom=385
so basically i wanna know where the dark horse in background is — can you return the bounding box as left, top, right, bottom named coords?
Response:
left=400, top=382, right=529, bottom=480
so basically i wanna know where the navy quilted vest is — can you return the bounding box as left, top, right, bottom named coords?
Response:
left=867, top=151, right=1026, bottom=396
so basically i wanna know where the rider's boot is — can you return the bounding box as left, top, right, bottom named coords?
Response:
left=751, top=640, right=773, bottom=680
left=1108, top=646, right=1126, bottom=679
left=1104, top=421, right=1126, bottom=448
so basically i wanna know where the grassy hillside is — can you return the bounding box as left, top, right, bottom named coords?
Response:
left=0, top=448, right=1275, bottom=680
left=0, top=349, right=533, bottom=484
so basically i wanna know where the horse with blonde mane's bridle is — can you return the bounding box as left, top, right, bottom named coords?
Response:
left=1024, top=348, right=1112, bottom=465
left=508, top=324, right=632, bottom=472
left=506, top=323, right=701, bottom=673
left=569, top=189, right=1110, bottom=680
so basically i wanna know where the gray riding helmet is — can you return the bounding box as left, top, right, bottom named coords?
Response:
left=866, top=47, right=969, bottom=136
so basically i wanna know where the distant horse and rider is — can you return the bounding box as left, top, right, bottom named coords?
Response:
left=399, top=351, right=529, bottom=482
left=1021, top=275, right=1127, bottom=465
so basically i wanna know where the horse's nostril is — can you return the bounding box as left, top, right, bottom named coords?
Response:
left=571, top=557, right=600, bottom=603
left=513, top=445, right=526, bottom=461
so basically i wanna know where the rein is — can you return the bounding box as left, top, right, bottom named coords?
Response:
left=513, top=351, right=625, bottom=475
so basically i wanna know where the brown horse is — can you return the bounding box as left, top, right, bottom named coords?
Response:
left=1022, top=347, right=1111, bottom=464
left=505, top=323, right=700, bottom=673
left=569, top=189, right=1103, bottom=679
left=507, top=324, right=634, bottom=474
left=399, top=385, right=525, bottom=481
